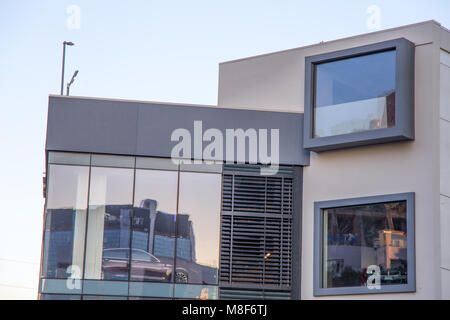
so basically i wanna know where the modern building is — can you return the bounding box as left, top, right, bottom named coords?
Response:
left=39, top=20, right=450, bottom=300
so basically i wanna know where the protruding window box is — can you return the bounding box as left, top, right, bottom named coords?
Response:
left=304, top=38, right=415, bottom=152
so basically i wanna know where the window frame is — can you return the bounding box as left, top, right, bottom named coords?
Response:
left=304, top=38, right=415, bottom=152
left=313, top=192, right=416, bottom=296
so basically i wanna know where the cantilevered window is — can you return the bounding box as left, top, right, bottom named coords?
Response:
left=304, top=38, right=415, bottom=152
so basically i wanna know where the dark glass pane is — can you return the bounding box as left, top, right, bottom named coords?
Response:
left=128, top=296, right=166, bottom=300
left=314, top=50, right=396, bottom=137
left=84, top=167, right=134, bottom=281
left=322, top=201, right=407, bottom=288
left=131, top=169, right=178, bottom=283
left=82, top=295, right=127, bottom=300
left=174, top=284, right=219, bottom=299
left=176, top=172, right=221, bottom=285
left=39, top=294, right=81, bottom=300
left=41, top=165, right=88, bottom=279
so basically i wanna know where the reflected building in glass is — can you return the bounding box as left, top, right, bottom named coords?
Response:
left=40, top=151, right=298, bottom=299
left=322, top=201, right=408, bottom=288
left=40, top=153, right=226, bottom=299
left=40, top=21, right=450, bottom=300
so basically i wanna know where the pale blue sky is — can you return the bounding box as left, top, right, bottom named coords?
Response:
left=0, top=0, right=449, bottom=299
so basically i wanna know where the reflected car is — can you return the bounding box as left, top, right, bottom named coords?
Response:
left=102, top=248, right=188, bottom=283
left=380, top=269, right=407, bottom=284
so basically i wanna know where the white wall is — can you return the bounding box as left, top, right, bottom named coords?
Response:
left=218, top=21, right=450, bottom=299
left=218, top=21, right=439, bottom=112
left=440, top=49, right=450, bottom=299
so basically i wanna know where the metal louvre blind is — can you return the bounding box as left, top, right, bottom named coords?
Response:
left=219, top=165, right=293, bottom=298
left=219, top=287, right=291, bottom=300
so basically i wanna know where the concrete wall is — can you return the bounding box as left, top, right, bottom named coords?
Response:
left=218, top=21, right=450, bottom=299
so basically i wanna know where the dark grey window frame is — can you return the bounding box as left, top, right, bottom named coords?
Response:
left=304, top=38, right=415, bottom=152
left=313, top=192, right=415, bottom=296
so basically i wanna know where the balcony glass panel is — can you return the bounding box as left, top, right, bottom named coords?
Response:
left=314, top=50, right=396, bottom=138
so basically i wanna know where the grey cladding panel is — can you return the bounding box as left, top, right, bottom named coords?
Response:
left=46, top=97, right=138, bottom=155
left=46, top=96, right=309, bottom=165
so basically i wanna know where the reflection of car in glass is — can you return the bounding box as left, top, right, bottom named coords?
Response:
left=380, top=268, right=407, bottom=284
left=102, top=248, right=188, bottom=283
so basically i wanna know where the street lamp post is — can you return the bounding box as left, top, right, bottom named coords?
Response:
left=60, top=41, right=74, bottom=95
left=66, top=70, right=79, bottom=96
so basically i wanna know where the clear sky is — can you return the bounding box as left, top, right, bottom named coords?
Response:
left=0, top=0, right=449, bottom=299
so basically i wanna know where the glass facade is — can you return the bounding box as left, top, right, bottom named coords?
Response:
left=176, top=172, right=221, bottom=285
left=321, top=200, right=408, bottom=289
left=41, top=164, right=89, bottom=279
left=84, top=167, right=134, bottom=281
left=313, top=50, right=396, bottom=138
left=40, top=153, right=222, bottom=300
left=131, top=169, right=178, bottom=284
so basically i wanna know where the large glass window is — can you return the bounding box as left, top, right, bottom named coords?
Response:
left=314, top=50, right=396, bottom=138
left=84, top=167, right=134, bottom=281
left=131, top=169, right=178, bottom=283
left=40, top=153, right=224, bottom=299
left=41, top=164, right=89, bottom=279
left=314, top=193, right=415, bottom=296
left=176, top=172, right=222, bottom=286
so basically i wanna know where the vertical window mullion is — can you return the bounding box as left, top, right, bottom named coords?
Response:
left=127, top=157, right=137, bottom=296
left=80, top=154, right=92, bottom=297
